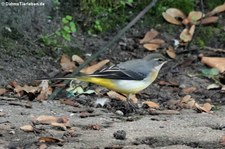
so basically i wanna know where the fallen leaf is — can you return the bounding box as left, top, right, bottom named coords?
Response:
left=81, top=59, right=110, bottom=74
left=207, top=83, right=221, bottom=90
left=149, top=39, right=165, bottom=45
left=182, top=87, right=197, bottom=94
left=158, top=80, right=179, bottom=86
left=0, top=112, right=6, bottom=117
left=187, top=11, right=204, bottom=25
left=180, top=25, right=195, bottom=42
left=143, top=101, right=160, bottom=108
left=200, top=16, right=219, bottom=25
left=202, top=102, right=212, bottom=112
left=36, top=80, right=52, bottom=101
left=194, top=102, right=213, bottom=113
left=51, top=122, right=67, bottom=131
left=143, top=43, right=160, bottom=51
left=107, top=91, right=126, bottom=101
left=129, top=94, right=138, bottom=104
left=60, top=54, right=76, bottom=72
left=20, top=124, right=34, bottom=132
left=162, top=8, right=186, bottom=25
left=0, top=88, right=6, bottom=95
left=166, top=46, right=176, bottom=59
left=39, top=144, right=48, bottom=149
left=60, top=99, right=79, bottom=107
left=177, top=95, right=196, bottom=109
left=38, top=137, right=64, bottom=143
left=207, top=3, right=225, bottom=16
left=36, top=115, right=58, bottom=124
left=72, top=55, right=84, bottom=64
left=201, top=57, right=225, bottom=72
left=140, top=29, right=159, bottom=44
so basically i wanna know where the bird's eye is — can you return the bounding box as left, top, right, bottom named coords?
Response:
left=157, top=58, right=164, bottom=62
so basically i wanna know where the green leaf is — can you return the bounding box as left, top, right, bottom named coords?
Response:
left=66, top=15, right=72, bottom=21
left=63, top=26, right=71, bottom=33
left=63, top=33, right=71, bottom=41
left=62, top=18, right=69, bottom=24
left=201, top=68, right=219, bottom=78
left=55, top=31, right=61, bottom=36
left=83, top=90, right=95, bottom=94
left=69, top=22, right=77, bottom=32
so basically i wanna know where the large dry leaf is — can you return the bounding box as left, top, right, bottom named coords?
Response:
left=143, top=101, right=160, bottom=108
left=162, top=12, right=183, bottom=25
left=143, top=43, right=160, bottom=51
left=107, top=91, right=126, bottom=101
left=194, top=102, right=213, bottom=113
left=72, top=55, right=84, bottom=64
left=201, top=57, right=225, bottom=72
left=60, top=54, right=76, bottom=72
left=162, top=8, right=186, bottom=25
left=149, top=39, right=165, bottom=45
left=36, top=80, right=52, bottom=101
left=166, top=8, right=186, bottom=19
left=187, top=11, right=204, bottom=24
left=200, top=16, right=219, bottom=25
left=140, top=29, right=159, bottom=44
left=208, top=3, right=225, bottom=16
left=20, top=124, right=34, bottom=132
left=38, top=137, right=64, bottom=143
left=14, top=85, right=40, bottom=97
left=0, top=88, right=6, bottom=95
left=180, top=25, right=195, bottom=42
left=166, top=46, right=176, bottom=59
left=81, top=59, right=110, bottom=74
left=35, top=115, right=68, bottom=126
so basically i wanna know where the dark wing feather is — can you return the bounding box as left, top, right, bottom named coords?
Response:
left=88, top=65, right=145, bottom=80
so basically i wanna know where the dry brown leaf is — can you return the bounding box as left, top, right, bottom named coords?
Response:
left=166, top=46, right=176, bottom=59
left=182, top=87, right=197, bottom=94
left=36, top=80, right=52, bottom=101
left=20, top=124, right=34, bottom=132
left=81, top=59, right=110, bottom=74
left=140, top=29, right=159, bottom=44
left=72, top=55, right=84, bottom=64
left=208, top=3, right=225, bottom=16
left=60, top=54, right=76, bottom=72
left=149, top=39, right=165, bottom=45
left=51, top=122, right=67, bottom=131
left=178, top=95, right=196, bottom=109
left=162, top=8, right=186, bottom=25
left=201, top=57, right=225, bottom=72
left=180, top=25, right=195, bottom=42
left=35, top=115, right=59, bottom=124
left=200, top=16, right=219, bottom=24
left=107, top=91, right=126, bottom=101
left=187, top=11, right=204, bottom=24
left=0, top=88, right=6, bottom=95
left=166, top=8, right=186, bottom=19
left=143, top=43, right=160, bottom=51
left=0, top=112, right=6, bottom=117
left=143, top=101, right=160, bottom=108
left=162, top=12, right=183, bottom=25
left=194, top=102, right=212, bottom=113
left=202, top=103, right=212, bottom=112
left=38, top=137, right=64, bottom=143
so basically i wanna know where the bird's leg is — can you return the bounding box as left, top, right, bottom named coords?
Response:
left=127, top=94, right=137, bottom=112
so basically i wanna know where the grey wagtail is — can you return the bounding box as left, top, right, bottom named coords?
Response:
left=45, top=53, right=167, bottom=101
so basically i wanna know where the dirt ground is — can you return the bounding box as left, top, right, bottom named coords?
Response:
left=1, top=1, right=225, bottom=149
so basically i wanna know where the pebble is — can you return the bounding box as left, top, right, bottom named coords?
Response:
left=115, top=110, right=124, bottom=116
left=113, top=130, right=126, bottom=140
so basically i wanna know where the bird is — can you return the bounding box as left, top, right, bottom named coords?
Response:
left=45, top=53, right=167, bottom=103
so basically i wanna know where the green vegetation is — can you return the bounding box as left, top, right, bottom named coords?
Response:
left=194, top=26, right=214, bottom=48
left=41, top=15, right=77, bottom=48
left=204, top=0, right=224, bottom=10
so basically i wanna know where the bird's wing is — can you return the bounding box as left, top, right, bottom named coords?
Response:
left=87, top=65, right=146, bottom=80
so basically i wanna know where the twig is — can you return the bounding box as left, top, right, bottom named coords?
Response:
left=0, top=96, right=18, bottom=101
left=203, top=46, right=225, bottom=53
left=48, top=0, right=159, bottom=100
